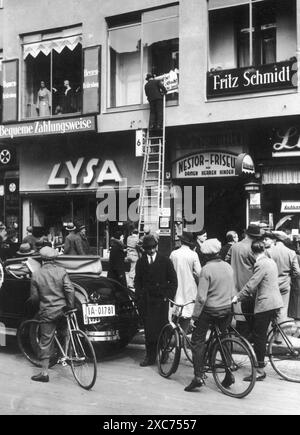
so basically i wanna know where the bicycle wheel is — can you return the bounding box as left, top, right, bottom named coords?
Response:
left=68, top=329, right=97, bottom=390
left=211, top=336, right=256, bottom=399
left=17, top=320, right=59, bottom=368
left=269, top=322, right=300, bottom=383
left=157, top=324, right=181, bottom=378
left=182, top=334, right=193, bottom=364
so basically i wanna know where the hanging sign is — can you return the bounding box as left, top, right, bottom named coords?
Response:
left=235, top=153, right=255, bottom=176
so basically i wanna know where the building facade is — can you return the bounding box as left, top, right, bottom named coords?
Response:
left=0, top=0, right=300, bottom=251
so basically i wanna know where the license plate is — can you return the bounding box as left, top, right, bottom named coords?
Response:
left=83, top=304, right=115, bottom=319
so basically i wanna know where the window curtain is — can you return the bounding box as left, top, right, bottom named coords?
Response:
left=23, top=35, right=82, bottom=59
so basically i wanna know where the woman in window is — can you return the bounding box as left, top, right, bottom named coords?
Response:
left=36, top=81, right=51, bottom=117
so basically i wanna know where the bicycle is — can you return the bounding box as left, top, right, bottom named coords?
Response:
left=17, top=308, right=97, bottom=390
left=157, top=300, right=257, bottom=399
left=233, top=310, right=300, bottom=383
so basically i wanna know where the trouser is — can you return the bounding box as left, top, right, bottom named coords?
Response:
left=191, top=311, right=232, bottom=378
left=127, top=252, right=139, bottom=289
left=149, top=99, right=164, bottom=128
left=240, top=298, right=255, bottom=339
left=278, top=289, right=291, bottom=325
left=252, top=310, right=276, bottom=368
left=39, top=315, right=67, bottom=362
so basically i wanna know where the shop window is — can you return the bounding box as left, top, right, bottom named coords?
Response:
left=108, top=5, right=179, bottom=108
left=209, top=0, right=296, bottom=70
left=22, top=27, right=82, bottom=119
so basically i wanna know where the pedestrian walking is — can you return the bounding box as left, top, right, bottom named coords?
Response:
left=266, top=231, right=300, bottom=325
left=185, top=239, right=235, bottom=392
left=107, top=231, right=127, bottom=288
left=220, top=230, right=239, bottom=261
left=74, top=224, right=90, bottom=255
left=126, top=228, right=140, bottom=289
left=29, top=246, right=75, bottom=383
left=233, top=240, right=283, bottom=381
left=144, top=73, right=167, bottom=131
left=134, top=235, right=177, bottom=367
left=63, top=223, right=80, bottom=255
left=194, top=228, right=208, bottom=267
left=170, top=231, right=201, bottom=332
left=227, top=224, right=263, bottom=338
left=288, top=252, right=300, bottom=331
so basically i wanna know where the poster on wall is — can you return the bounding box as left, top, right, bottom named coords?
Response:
left=2, top=59, right=19, bottom=123
left=83, top=46, right=101, bottom=114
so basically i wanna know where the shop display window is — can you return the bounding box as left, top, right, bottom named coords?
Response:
left=108, top=5, right=179, bottom=108
left=209, top=0, right=296, bottom=70
left=22, top=27, right=82, bottom=119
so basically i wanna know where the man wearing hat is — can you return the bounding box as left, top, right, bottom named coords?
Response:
left=194, top=228, right=208, bottom=267
left=63, top=223, right=80, bottom=255
left=29, top=246, right=75, bottom=383
left=134, top=234, right=177, bottom=367
left=185, top=238, right=235, bottom=392
left=22, top=226, right=38, bottom=251
left=144, top=73, right=167, bottom=131
left=74, top=224, right=90, bottom=255
left=265, top=230, right=300, bottom=325
left=226, top=224, right=263, bottom=338
left=170, top=231, right=201, bottom=332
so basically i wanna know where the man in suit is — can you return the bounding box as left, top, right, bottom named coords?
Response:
left=74, top=224, right=90, bottom=255
left=144, top=73, right=167, bottom=131
left=29, top=247, right=75, bottom=383
left=134, top=235, right=178, bottom=366
left=63, top=223, right=80, bottom=255
left=233, top=240, right=283, bottom=381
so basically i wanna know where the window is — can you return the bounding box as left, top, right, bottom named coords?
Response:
left=22, top=26, right=82, bottom=119
left=108, top=5, right=179, bottom=108
left=209, top=0, right=296, bottom=70
left=0, top=53, right=2, bottom=122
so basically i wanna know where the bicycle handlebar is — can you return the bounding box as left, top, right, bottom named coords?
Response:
left=168, top=299, right=195, bottom=308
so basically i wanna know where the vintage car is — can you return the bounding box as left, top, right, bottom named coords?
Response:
left=0, top=255, right=140, bottom=351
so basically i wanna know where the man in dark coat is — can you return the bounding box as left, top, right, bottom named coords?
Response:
left=134, top=235, right=178, bottom=366
left=107, top=231, right=127, bottom=288
left=22, top=226, right=38, bottom=251
left=74, top=225, right=90, bottom=255
left=29, top=246, right=75, bottom=383
left=144, top=73, right=167, bottom=130
left=63, top=222, right=80, bottom=255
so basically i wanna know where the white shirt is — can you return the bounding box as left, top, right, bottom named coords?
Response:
left=147, top=253, right=157, bottom=264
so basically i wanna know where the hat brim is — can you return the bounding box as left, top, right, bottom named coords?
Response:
left=179, top=236, right=195, bottom=246
left=16, top=250, right=36, bottom=256
left=246, top=231, right=263, bottom=238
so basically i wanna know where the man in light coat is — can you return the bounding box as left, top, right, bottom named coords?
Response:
left=170, top=231, right=201, bottom=332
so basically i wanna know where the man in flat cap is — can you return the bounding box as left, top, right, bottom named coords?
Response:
left=134, top=235, right=177, bottom=367
left=29, top=246, right=75, bottom=383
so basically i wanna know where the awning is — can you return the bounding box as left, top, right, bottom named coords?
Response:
left=262, top=167, right=300, bottom=185
left=23, top=35, right=82, bottom=59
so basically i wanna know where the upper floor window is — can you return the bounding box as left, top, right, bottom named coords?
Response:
left=22, top=26, right=82, bottom=119
left=107, top=5, right=179, bottom=108
left=209, top=0, right=296, bottom=70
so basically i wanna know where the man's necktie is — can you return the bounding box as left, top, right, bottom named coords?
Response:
left=150, top=256, right=154, bottom=264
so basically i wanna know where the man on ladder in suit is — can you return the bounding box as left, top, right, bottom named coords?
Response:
left=144, top=73, right=167, bottom=131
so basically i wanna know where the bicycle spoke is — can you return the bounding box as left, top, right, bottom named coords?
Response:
left=157, top=324, right=181, bottom=378
left=68, top=330, right=97, bottom=390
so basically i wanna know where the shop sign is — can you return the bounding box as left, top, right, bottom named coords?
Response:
left=207, top=60, right=296, bottom=98
left=83, top=46, right=101, bottom=114
left=272, top=127, right=300, bottom=157
left=175, top=151, right=237, bottom=179
left=156, top=70, right=179, bottom=94
left=0, top=116, right=96, bottom=139
left=47, top=157, right=122, bottom=187
left=2, top=59, right=19, bottom=123
left=281, top=201, right=300, bottom=213
left=135, top=129, right=147, bottom=157
left=235, top=153, right=255, bottom=176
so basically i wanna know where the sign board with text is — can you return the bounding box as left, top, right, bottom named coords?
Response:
left=83, top=46, right=101, bottom=114
left=207, top=60, right=296, bottom=98
left=2, top=59, right=18, bottom=123
left=281, top=201, right=300, bottom=213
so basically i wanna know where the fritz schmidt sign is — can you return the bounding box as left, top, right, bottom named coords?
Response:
left=207, top=60, right=296, bottom=98
left=0, top=116, right=96, bottom=139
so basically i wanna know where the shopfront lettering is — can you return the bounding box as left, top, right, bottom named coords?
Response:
left=47, top=158, right=122, bottom=187
left=207, top=61, right=296, bottom=98
left=0, top=116, right=96, bottom=139
left=273, top=127, right=300, bottom=153
left=175, top=152, right=237, bottom=179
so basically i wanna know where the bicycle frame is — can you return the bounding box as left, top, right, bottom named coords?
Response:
left=267, top=319, right=299, bottom=356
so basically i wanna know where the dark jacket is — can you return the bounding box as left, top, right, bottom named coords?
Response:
left=144, top=79, right=167, bottom=102
left=22, top=234, right=38, bottom=250
left=30, top=262, right=75, bottom=321
left=64, top=232, right=80, bottom=255
left=107, top=238, right=127, bottom=287
left=134, top=254, right=177, bottom=343
left=289, top=254, right=300, bottom=320
left=74, top=233, right=90, bottom=255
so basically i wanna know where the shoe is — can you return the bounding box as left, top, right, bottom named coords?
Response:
left=221, top=373, right=235, bottom=388
left=140, top=357, right=156, bottom=367
left=31, top=373, right=49, bottom=383
left=184, top=378, right=204, bottom=392
left=243, top=372, right=266, bottom=382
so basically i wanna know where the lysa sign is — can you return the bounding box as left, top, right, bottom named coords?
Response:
left=175, top=152, right=237, bottom=179
left=207, top=60, right=296, bottom=98
left=48, top=157, right=123, bottom=187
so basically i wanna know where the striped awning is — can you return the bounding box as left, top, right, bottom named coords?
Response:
left=262, top=167, right=300, bottom=185
left=23, top=35, right=82, bottom=59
